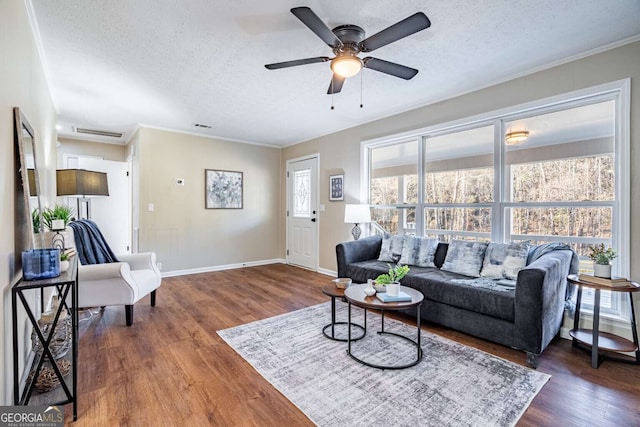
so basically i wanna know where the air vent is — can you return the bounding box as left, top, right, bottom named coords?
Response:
left=194, top=123, right=212, bottom=129
left=74, top=127, right=124, bottom=138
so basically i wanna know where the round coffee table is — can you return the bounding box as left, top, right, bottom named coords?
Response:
left=344, top=284, right=424, bottom=369
left=321, top=284, right=366, bottom=342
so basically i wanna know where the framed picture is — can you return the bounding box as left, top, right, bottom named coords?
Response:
left=205, top=169, right=243, bottom=209
left=329, top=174, right=344, bottom=201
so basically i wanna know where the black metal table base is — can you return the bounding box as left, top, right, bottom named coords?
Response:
left=347, top=303, right=423, bottom=370
left=323, top=296, right=366, bottom=342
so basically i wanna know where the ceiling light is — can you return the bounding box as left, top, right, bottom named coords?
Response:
left=331, top=55, right=363, bottom=78
left=505, top=130, right=529, bottom=146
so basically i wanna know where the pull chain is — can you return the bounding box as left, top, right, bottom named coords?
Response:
left=360, top=69, right=363, bottom=108
left=331, top=76, right=335, bottom=110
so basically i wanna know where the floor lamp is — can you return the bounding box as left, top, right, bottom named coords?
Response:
left=344, top=204, right=372, bottom=240
left=56, top=169, right=109, bottom=219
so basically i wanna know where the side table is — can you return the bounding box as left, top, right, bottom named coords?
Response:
left=12, top=257, right=78, bottom=420
left=567, top=274, right=640, bottom=368
left=321, top=284, right=366, bottom=342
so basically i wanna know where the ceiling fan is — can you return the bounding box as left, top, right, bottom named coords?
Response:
left=265, top=7, right=431, bottom=94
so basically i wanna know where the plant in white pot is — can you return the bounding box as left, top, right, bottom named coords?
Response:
left=42, top=204, right=74, bottom=231
left=375, top=264, right=410, bottom=297
left=59, top=252, right=70, bottom=272
left=588, top=243, right=617, bottom=278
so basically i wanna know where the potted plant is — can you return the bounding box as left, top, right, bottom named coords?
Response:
left=42, top=204, right=74, bottom=231
left=375, top=264, right=410, bottom=296
left=588, top=243, right=617, bottom=278
left=59, top=252, right=70, bottom=272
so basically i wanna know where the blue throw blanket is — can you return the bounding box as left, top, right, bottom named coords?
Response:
left=69, top=219, right=118, bottom=265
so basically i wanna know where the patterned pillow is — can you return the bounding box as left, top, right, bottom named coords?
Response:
left=377, top=234, right=405, bottom=263
left=399, top=236, right=438, bottom=267
left=441, top=239, right=489, bottom=277
left=481, top=242, right=530, bottom=280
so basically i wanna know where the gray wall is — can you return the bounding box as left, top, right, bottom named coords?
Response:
left=0, top=1, right=57, bottom=405
left=136, top=127, right=282, bottom=273
left=282, top=41, right=640, bottom=279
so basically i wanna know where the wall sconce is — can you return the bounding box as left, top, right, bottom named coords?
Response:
left=505, top=130, right=529, bottom=146
left=344, top=204, right=372, bottom=240
left=56, top=169, right=109, bottom=219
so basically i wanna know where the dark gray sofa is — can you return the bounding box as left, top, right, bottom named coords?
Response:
left=336, top=235, right=574, bottom=368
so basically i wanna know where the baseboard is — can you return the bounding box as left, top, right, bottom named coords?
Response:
left=161, top=258, right=287, bottom=278
left=317, top=268, right=337, bottom=277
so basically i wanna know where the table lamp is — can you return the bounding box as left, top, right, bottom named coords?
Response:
left=344, top=204, right=371, bottom=240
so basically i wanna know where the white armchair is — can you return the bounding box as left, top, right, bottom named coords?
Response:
left=77, top=252, right=162, bottom=326
left=68, top=220, right=162, bottom=326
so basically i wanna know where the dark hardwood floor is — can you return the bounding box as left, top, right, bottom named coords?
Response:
left=66, top=264, right=640, bottom=426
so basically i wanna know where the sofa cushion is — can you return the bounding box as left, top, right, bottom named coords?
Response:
left=399, top=236, right=438, bottom=267
left=403, top=270, right=515, bottom=322
left=441, top=240, right=488, bottom=277
left=481, top=241, right=530, bottom=280
left=345, top=260, right=437, bottom=285
left=377, top=234, right=405, bottom=263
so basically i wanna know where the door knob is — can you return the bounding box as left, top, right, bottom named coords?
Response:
left=311, top=218, right=316, bottom=222
left=312, top=210, right=316, bottom=214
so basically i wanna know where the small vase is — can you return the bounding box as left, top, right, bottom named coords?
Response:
left=593, top=263, right=612, bottom=278
left=386, top=282, right=400, bottom=297
left=60, top=260, right=69, bottom=272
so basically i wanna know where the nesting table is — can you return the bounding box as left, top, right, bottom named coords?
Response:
left=344, top=284, right=424, bottom=370
left=321, top=284, right=366, bottom=342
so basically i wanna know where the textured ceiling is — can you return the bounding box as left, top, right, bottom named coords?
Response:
left=30, top=0, right=640, bottom=147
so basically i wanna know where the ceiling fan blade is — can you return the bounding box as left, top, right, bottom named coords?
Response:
left=359, top=12, right=431, bottom=52
left=265, top=57, right=330, bottom=70
left=291, top=7, right=343, bottom=48
left=363, top=57, right=418, bottom=80
left=327, top=74, right=345, bottom=94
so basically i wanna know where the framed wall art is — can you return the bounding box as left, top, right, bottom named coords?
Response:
left=329, top=174, right=344, bottom=201
left=205, top=169, right=243, bottom=209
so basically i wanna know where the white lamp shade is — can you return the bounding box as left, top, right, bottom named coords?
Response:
left=344, top=204, right=372, bottom=224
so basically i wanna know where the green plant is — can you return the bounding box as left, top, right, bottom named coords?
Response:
left=60, top=252, right=69, bottom=262
left=375, top=264, right=410, bottom=285
left=588, top=243, right=617, bottom=265
left=31, top=208, right=42, bottom=233
left=42, top=204, right=75, bottom=231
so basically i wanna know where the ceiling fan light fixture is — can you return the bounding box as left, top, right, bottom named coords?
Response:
left=331, top=55, right=363, bottom=78
left=505, top=130, right=529, bottom=146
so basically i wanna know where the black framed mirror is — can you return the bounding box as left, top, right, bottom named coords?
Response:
left=14, top=107, right=44, bottom=269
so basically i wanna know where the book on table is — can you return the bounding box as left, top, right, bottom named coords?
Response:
left=578, top=273, right=630, bottom=287
left=376, top=292, right=412, bottom=302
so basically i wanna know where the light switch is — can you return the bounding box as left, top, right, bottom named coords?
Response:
left=176, top=178, right=184, bottom=186
left=148, top=203, right=154, bottom=212
left=319, top=204, right=325, bottom=212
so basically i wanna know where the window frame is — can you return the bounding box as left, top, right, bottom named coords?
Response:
left=362, top=79, right=631, bottom=319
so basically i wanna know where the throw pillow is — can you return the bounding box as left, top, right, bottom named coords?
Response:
left=399, top=236, right=438, bottom=267
left=481, top=241, right=530, bottom=280
left=377, top=234, right=405, bottom=263
left=441, top=239, right=489, bottom=277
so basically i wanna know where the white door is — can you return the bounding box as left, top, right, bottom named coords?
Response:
left=287, top=157, right=318, bottom=270
left=67, top=157, right=131, bottom=254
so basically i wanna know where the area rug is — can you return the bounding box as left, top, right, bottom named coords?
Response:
left=217, top=302, right=550, bottom=426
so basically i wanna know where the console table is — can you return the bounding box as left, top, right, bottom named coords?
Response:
left=12, top=258, right=78, bottom=420
left=567, top=274, right=640, bottom=368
